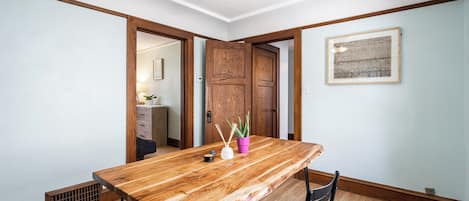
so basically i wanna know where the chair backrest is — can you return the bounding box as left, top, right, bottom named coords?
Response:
left=307, top=171, right=340, bottom=201
left=45, top=181, right=101, bottom=201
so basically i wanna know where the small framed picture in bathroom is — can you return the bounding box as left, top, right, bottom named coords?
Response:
left=153, top=58, right=164, bottom=80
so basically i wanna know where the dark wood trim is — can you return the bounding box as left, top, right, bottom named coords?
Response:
left=167, top=138, right=180, bottom=148
left=242, top=29, right=296, bottom=44
left=126, top=17, right=194, bottom=163
left=232, top=0, right=454, bottom=42
left=293, top=30, right=302, bottom=141
left=184, top=38, right=195, bottom=148
left=297, top=169, right=457, bottom=201
left=134, top=18, right=192, bottom=40
left=126, top=19, right=137, bottom=163
left=58, top=0, right=129, bottom=18
left=300, top=0, right=454, bottom=30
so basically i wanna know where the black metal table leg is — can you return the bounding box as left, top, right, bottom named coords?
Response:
left=304, top=167, right=311, bottom=201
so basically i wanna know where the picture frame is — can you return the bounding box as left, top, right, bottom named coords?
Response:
left=153, top=58, right=164, bottom=80
left=326, top=27, right=401, bottom=85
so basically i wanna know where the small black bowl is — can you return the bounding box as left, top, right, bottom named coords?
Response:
left=203, top=154, right=214, bottom=162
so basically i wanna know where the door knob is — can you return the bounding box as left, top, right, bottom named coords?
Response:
left=207, top=111, right=212, bottom=123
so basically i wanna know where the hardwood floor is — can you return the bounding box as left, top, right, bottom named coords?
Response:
left=144, top=145, right=180, bottom=159
left=262, top=178, right=383, bottom=201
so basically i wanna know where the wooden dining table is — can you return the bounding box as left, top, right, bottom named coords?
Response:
left=93, top=136, right=323, bottom=201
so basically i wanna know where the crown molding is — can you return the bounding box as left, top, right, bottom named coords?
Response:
left=171, top=0, right=306, bottom=23
left=171, top=0, right=231, bottom=22
left=230, top=0, right=305, bottom=22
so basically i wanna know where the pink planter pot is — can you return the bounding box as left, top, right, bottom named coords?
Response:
left=237, top=137, right=250, bottom=153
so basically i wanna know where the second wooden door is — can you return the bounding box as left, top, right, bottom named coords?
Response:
left=252, top=45, right=279, bottom=138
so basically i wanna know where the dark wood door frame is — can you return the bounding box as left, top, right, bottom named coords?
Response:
left=252, top=44, right=280, bottom=138
left=127, top=17, right=194, bottom=163
left=243, top=30, right=302, bottom=141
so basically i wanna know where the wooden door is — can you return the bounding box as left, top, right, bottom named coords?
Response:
left=252, top=44, right=279, bottom=138
left=205, top=40, right=252, bottom=144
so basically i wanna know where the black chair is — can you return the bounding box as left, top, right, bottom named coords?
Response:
left=304, top=168, right=339, bottom=201
left=136, top=137, right=157, bottom=161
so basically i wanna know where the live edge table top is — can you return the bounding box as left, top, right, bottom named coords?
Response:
left=93, top=136, right=323, bottom=201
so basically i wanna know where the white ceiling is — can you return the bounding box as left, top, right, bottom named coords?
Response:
left=137, top=31, right=178, bottom=52
left=171, top=0, right=306, bottom=22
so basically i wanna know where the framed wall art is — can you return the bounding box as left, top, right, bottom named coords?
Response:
left=326, top=27, right=401, bottom=84
left=153, top=58, right=164, bottom=80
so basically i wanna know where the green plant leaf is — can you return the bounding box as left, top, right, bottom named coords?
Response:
left=238, top=116, right=243, bottom=130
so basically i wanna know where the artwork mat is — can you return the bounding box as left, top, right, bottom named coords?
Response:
left=326, top=27, right=401, bottom=85
left=153, top=58, right=164, bottom=80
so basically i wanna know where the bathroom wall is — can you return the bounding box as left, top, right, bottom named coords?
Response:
left=137, top=42, right=182, bottom=140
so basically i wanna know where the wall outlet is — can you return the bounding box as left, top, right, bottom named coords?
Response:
left=424, top=187, right=436, bottom=196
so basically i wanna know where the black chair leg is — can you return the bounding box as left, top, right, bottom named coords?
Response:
left=304, top=167, right=311, bottom=201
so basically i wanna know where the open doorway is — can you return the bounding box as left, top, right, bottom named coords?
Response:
left=197, top=39, right=296, bottom=144
left=268, top=40, right=294, bottom=140
left=135, top=31, right=182, bottom=160
left=241, top=30, right=302, bottom=142
left=250, top=40, right=294, bottom=140
left=126, top=17, right=195, bottom=163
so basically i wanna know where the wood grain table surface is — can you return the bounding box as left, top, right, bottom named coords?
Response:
left=93, top=136, right=323, bottom=201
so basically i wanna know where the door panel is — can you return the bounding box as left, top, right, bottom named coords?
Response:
left=255, top=86, right=274, bottom=137
left=205, top=40, right=252, bottom=144
left=213, top=49, right=246, bottom=78
left=252, top=45, right=279, bottom=138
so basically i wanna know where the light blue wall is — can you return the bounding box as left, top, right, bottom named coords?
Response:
left=464, top=0, right=469, bottom=200
left=302, top=2, right=465, bottom=199
left=0, top=1, right=127, bottom=200
left=193, top=37, right=207, bottom=146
